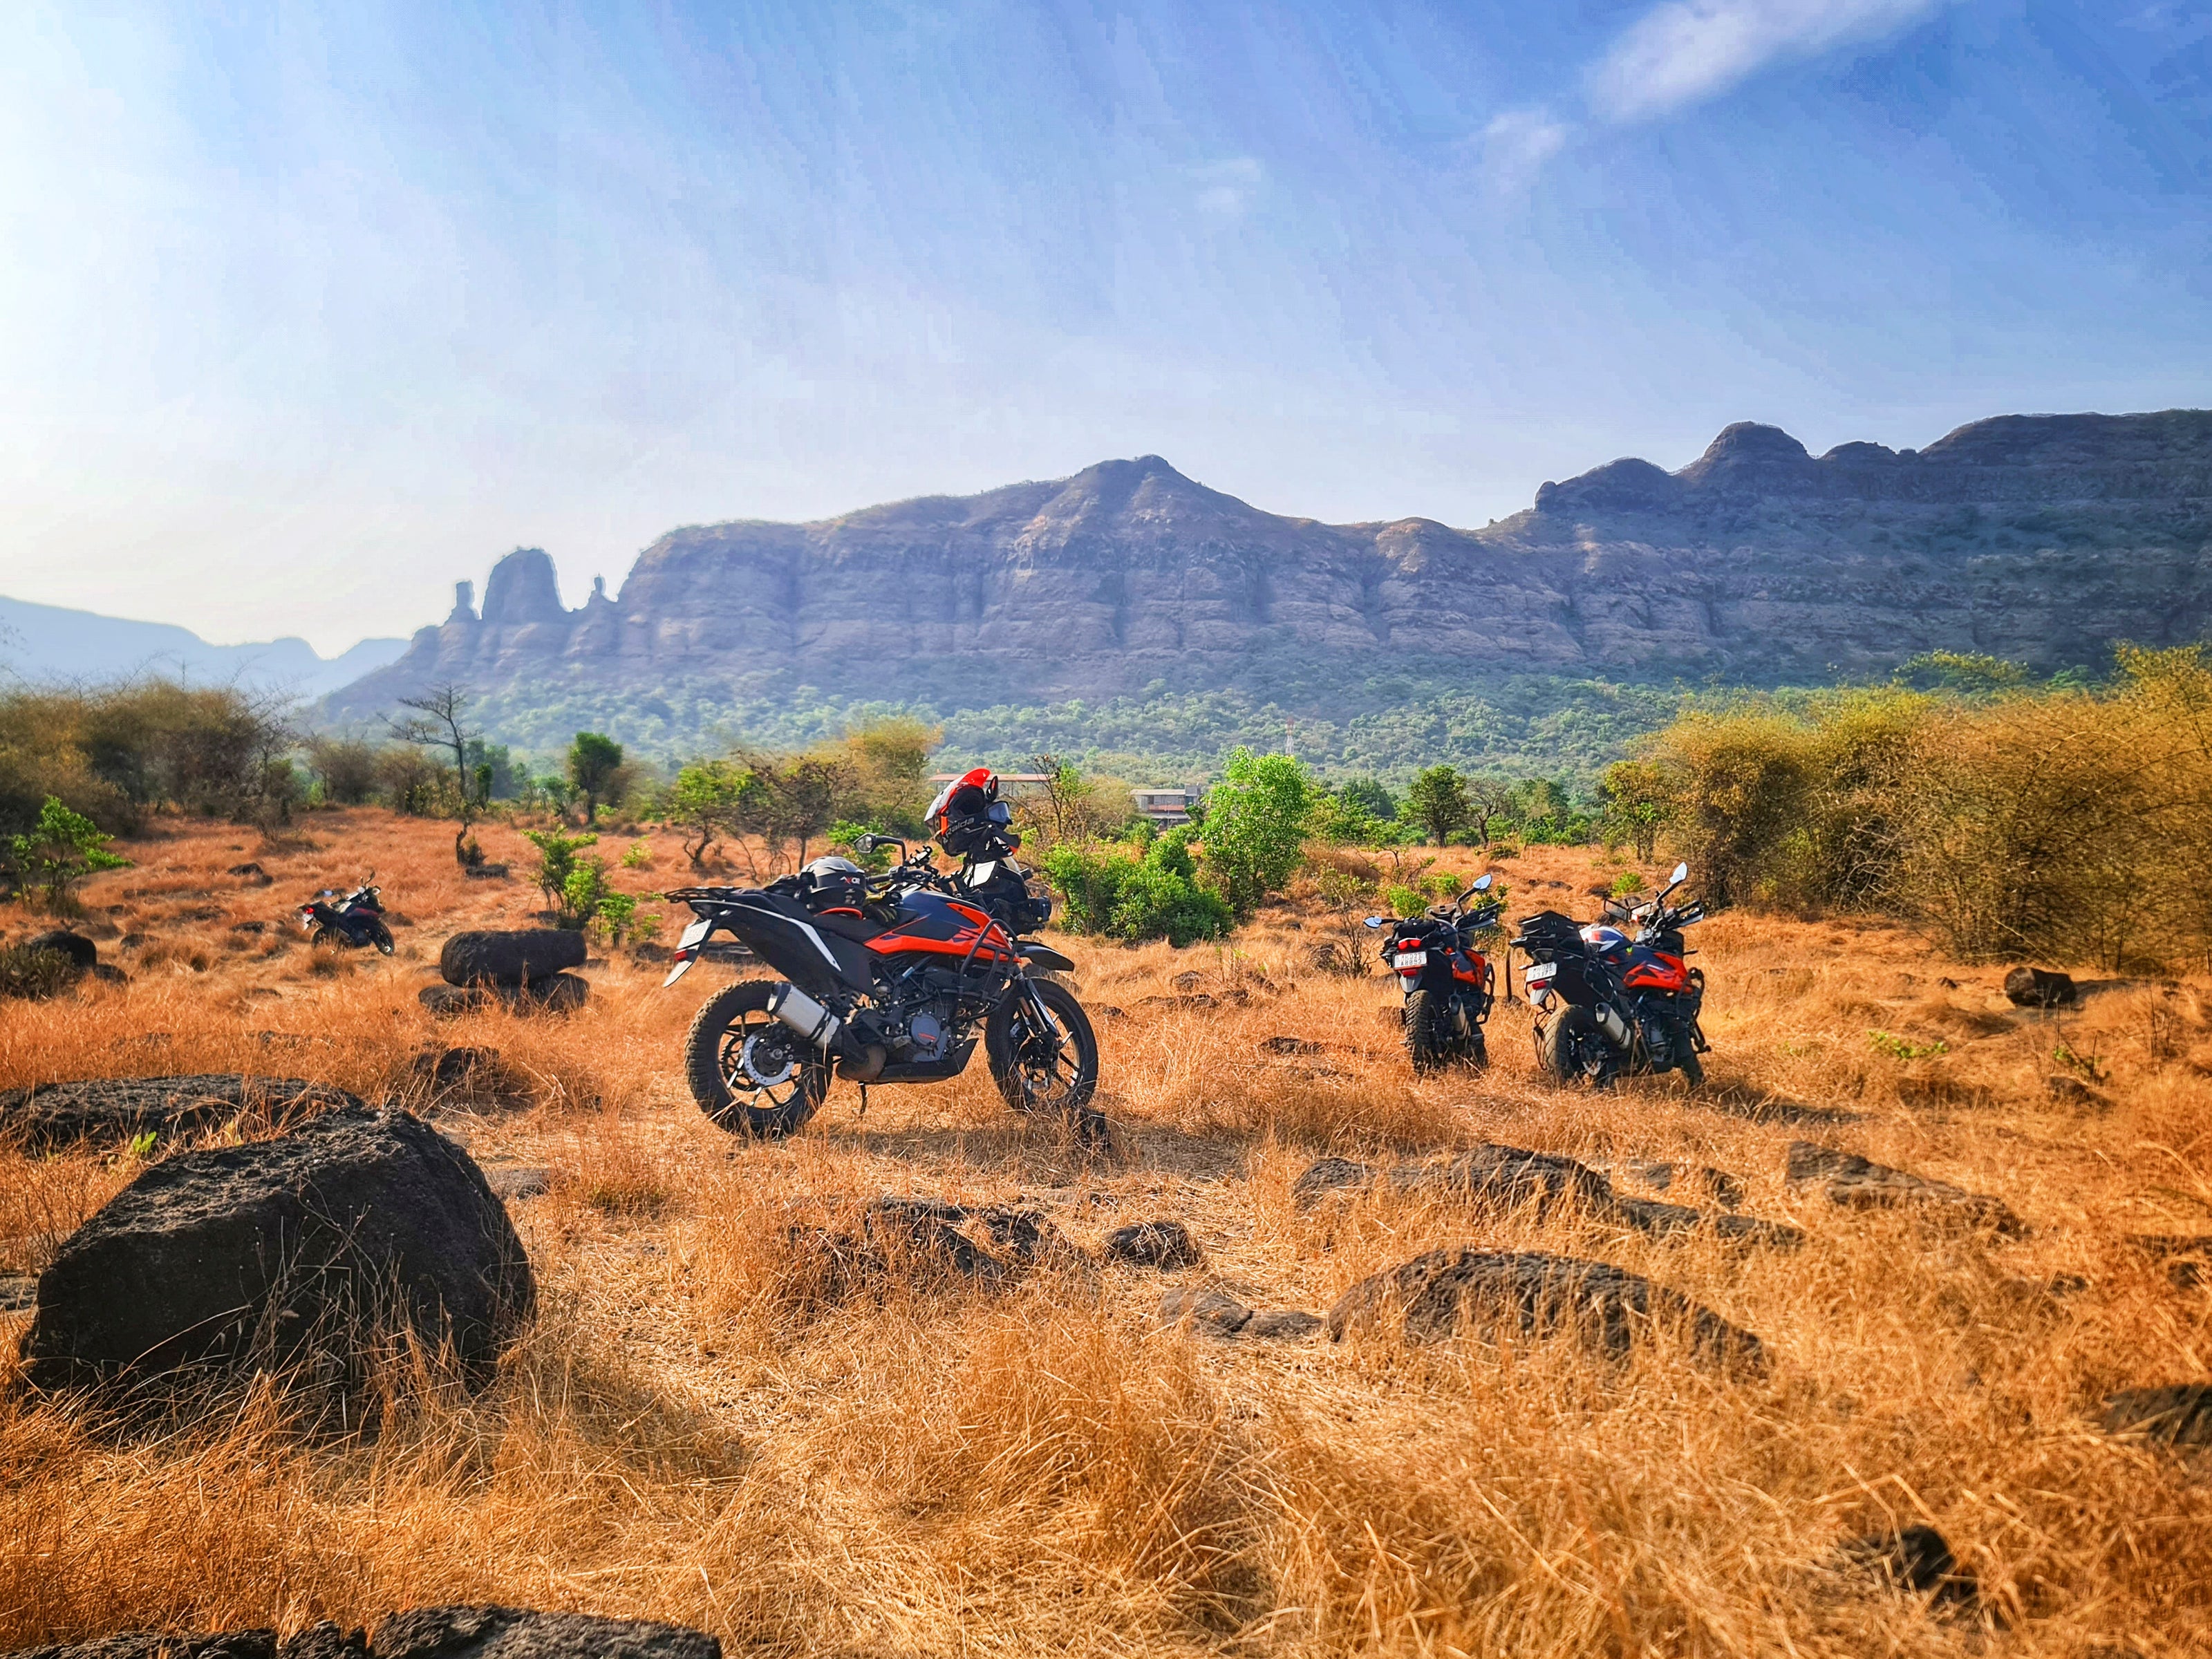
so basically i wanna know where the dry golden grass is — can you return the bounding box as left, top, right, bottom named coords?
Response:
left=1, top=815, right=2209, bottom=1655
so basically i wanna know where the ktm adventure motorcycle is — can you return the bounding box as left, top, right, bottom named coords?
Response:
left=662, top=792, right=1100, bottom=1140
left=1512, top=862, right=1709, bottom=1088
left=1365, top=873, right=1503, bottom=1072
left=297, top=879, right=393, bottom=954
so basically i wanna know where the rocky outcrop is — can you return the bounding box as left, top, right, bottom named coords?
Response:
left=1325, top=1247, right=1765, bottom=1374
left=23, top=1105, right=532, bottom=1396
left=1785, top=1143, right=2024, bottom=1234
left=323, top=411, right=2212, bottom=738
left=1, top=1610, right=720, bottom=1659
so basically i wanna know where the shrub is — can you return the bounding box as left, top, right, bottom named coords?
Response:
left=7, top=795, right=129, bottom=907
left=1403, top=765, right=1470, bottom=845
left=523, top=827, right=599, bottom=912
left=1201, top=748, right=1312, bottom=910
left=1042, top=836, right=1229, bottom=946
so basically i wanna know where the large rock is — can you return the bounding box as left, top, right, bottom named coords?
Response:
left=1325, top=1247, right=1765, bottom=1374
left=22, top=1105, right=533, bottom=1396
left=368, top=1606, right=719, bottom=1658
left=438, top=930, right=586, bottom=988
left=1785, top=1142, right=2023, bottom=1235
left=0, top=1610, right=720, bottom=1659
left=25, top=930, right=99, bottom=970
left=0, top=1076, right=362, bottom=1152
left=1294, top=1145, right=1800, bottom=1248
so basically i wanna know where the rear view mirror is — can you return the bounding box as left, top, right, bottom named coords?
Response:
left=1362, top=916, right=1383, bottom=928
left=1472, top=874, right=1494, bottom=891
left=1671, top=863, right=1689, bottom=885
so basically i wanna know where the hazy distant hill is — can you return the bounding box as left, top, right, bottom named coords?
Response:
left=320, top=410, right=2212, bottom=778
left=0, top=596, right=405, bottom=700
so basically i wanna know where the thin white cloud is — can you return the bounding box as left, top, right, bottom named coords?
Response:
left=1189, top=156, right=1265, bottom=217
left=1589, top=0, right=1952, bottom=124
left=1479, top=108, right=1574, bottom=198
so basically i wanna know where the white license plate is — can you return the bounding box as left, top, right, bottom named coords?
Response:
left=1394, top=950, right=1427, bottom=969
left=678, top=919, right=713, bottom=949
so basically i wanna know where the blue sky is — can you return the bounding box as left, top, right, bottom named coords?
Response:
left=1, top=0, right=2206, bottom=652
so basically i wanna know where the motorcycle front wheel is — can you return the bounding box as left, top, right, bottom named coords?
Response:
left=1537, top=1006, right=1614, bottom=1089
left=684, top=980, right=830, bottom=1138
left=370, top=920, right=395, bottom=955
left=986, top=977, right=1103, bottom=1137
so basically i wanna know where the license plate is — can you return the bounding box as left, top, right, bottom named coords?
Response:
left=1394, top=950, right=1427, bottom=969
left=678, top=919, right=712, bottom=949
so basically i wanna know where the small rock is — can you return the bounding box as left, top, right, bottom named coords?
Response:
left=230, top=921, right=267, bottom=937
left=482, top=1166, right=550, bottom=1203
left=462, top=863, right=511, bottom=881
left=1159, top=1283, right=1253, bottom=1336
left=2127, top=1235, right=2212, bottom=1291
left=0, top=1274, right=34, bottom=1312
left=1103, top=1219, right=1203, bottom=1269
left=2044, top=1074, right=2110, bottom=1109
left=789, top=1197, right=1076, bottom=1295
left=631, top=942, right=672, bottom=964
left=1834, top=1524, right=1974, bottom=1602
left=2100, top=1383, right=2212, bottom=1447
left=1244, top=1308, right=1324, bottom=1340
left=1170, top=970, right=1205, bottom=991
left=2003, top=966, right=2077, bottom=1008
left=1326, top=1247, right=1765, bottom=1375
left=1139, top=992, right=1215, bottom=1010
left=1258, top=1035, right=1324, bottom=1056
left=1291, top=1156, right=1380, bottom=1207
left=88, top=964, right=129, bottom=984
left=1091, top=1004, right=1128, bottom=1021
left=0, top=1631, right=282, bottom=1658
left=1785, top=1142, right=2023, bottom=1235
left=227, top=862, right=274, bottom=885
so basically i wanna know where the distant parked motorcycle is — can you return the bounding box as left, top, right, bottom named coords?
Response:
left=1512, top=862, right=1709, bottom=1088
left=1365, top=873, right=1503, bottom=1072
left=299, top=878, right=394, bottom=955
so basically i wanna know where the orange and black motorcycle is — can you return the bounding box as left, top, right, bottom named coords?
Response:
left=1365, top=873, right=1502, bottom=1072
left=1513, top=862, right=1709, bottom=1089
left=661, top=823, right=1098, bottom=1140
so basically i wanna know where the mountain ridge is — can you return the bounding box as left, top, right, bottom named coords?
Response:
left=317, top=409, right=2212, bottom=764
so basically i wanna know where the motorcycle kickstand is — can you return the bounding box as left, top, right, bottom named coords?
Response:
left=856, top=1084, right=869, bottom=1120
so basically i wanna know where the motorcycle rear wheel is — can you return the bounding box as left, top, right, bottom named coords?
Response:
left=684, top=980, right=830, bottom=1138
left=1674, top=1048, right=1705, bottom=1089
left=1403, top=989, right=1448, bottom=1074
left=1538, top=1006, right=1613, bottom=1089
left=986, top=977, right=1104, bottom=1139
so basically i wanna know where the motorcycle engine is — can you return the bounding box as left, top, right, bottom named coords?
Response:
left=907, top=1011, right=946, bottom=1060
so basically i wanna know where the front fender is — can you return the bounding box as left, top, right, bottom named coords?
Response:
left=1020, top=943, right=1077, bottom=974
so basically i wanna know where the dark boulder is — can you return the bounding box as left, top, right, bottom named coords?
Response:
left=1325, top=1247, right=1765, bottom=1375
left=1103, top=1219, right=1204, bottom=1269
left=2003, top=966, right=2077, bottom=1008
left=438, top=930, right=586, bottom=988
left=0, top=1076, right=362, bottom=1152
left=0, top=941, right=88, bottom=1000
left=2099, top=1383, right=2212, bottom=1447
left=1786, top=1142, right=2023, bottom=1234
left=1290, top=1156, right=1380, bottom=1208
left=22, top=1105, right=533, bottom=1396
left=370, top=1606, right=718, bottom=1659
left=26, top=930, right=99, bottom=970
left=406, top=1047, right=529, bottom=1107
left=1833, top=1525, right=1974, bottom=1602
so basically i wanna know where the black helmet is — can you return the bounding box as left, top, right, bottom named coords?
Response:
left=802, top=855, right=869, bottom=915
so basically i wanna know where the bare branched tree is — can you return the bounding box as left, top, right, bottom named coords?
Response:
left=389, top=682, right=485, bottom=865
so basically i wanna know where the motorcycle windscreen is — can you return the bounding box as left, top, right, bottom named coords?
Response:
left=713, top=895, right=874, bottom=995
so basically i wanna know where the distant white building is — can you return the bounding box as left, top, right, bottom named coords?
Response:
left=1131, top=787, right=1197, bottom=826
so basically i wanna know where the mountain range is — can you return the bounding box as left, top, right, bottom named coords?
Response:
left=0, top=596, right=405, bottom=700
left=314, top=408, right=2212, bottom=778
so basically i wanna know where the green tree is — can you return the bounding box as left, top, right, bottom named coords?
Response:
left=1201, top=747, right=1313, bottom=910
left=1338, top=776, right=1396, bottom=821
left=1465, top=774, right=1514, bottom=846
left=1600, top=759, right=1669, bottom=861
left=8, top=795, right=129, bottom=907
left=1404, top=765, right=1471, bottom=845
left=567, top=731, right=625, bottom=824
left=668, top=760, right=762, bottom=870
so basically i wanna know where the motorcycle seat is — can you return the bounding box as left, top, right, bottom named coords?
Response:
left=809, top=910, right=888, bottom=944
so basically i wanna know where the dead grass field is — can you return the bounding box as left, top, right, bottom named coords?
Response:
left=1, top=810, right=2208, bottom=1656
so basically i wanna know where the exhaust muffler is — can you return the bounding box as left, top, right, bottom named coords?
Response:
left=767, top=982, right=843, bottom=1051
left=1595, top=1003, right=1630, bottom=1047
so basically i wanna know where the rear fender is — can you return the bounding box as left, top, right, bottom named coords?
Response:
left=708, top=895, right=873, bottom=995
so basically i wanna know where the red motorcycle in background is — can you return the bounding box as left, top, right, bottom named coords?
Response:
left=1512, top=862, right=1709, bottom=1087
left=297, top=879, right=393, bottom=954
left=1365, top=873, right=1503, bottom=1072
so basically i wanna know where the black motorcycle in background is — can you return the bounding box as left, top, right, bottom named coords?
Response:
left=1365, top=872, right=1503, bottom=1072
left=298, top=879, right=394, bottom=954
left=1512, top=861, right=1709, bottom=1088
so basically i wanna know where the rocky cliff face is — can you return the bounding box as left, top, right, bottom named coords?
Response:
left=324, top=410, right=2212, bottom=736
